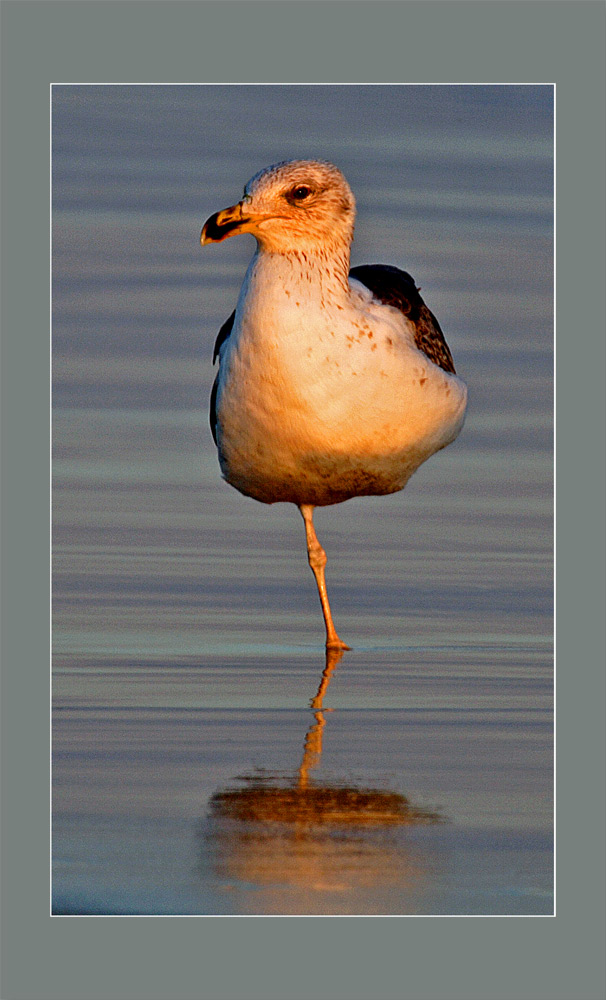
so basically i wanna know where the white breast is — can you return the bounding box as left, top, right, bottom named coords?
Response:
left=214, top=253, right=467, bottom=506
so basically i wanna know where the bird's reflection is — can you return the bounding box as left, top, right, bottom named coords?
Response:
left=201, top=650, right=445, bottom=911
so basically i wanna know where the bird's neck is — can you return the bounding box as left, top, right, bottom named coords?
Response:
left=249, top=245, right=352, bottom=301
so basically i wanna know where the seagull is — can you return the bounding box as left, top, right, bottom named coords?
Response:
left=200, top=160, right=467, bottom=650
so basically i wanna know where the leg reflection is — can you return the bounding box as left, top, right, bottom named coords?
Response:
left=299, top=646, right=345, bottom=789
left=202, top=648, right=445, bottom=911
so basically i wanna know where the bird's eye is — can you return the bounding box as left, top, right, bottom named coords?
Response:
left=287, top=185, right=312, bottom=204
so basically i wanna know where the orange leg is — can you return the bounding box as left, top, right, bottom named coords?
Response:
left=299, top=504, right=350, bottom=650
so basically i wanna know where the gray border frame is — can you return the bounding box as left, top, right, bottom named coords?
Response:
left=1, top=2, right=604, bottom=999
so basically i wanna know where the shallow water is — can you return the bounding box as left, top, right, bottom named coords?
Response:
left=52, top=85, right=553, bottom=915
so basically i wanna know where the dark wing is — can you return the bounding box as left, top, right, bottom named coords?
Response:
left=209, top=310, right=235, bottom=445
left=349, top=264, right=456, bottom=374
left=213, top=309, right=236, bottom=364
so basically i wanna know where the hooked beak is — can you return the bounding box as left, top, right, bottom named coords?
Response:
left=201, top=201, right=262, bottom=244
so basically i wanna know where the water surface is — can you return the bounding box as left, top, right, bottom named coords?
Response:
left=52, top=85, right=553, bottom=916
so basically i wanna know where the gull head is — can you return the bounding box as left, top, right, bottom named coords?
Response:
left=201, top=159, right=356, bottom=254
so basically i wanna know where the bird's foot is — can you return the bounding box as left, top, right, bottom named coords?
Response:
left=326, top=637, right=351, bottom=652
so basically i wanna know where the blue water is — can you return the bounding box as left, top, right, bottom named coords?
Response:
left=52, top=84, right=553, bottom=915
